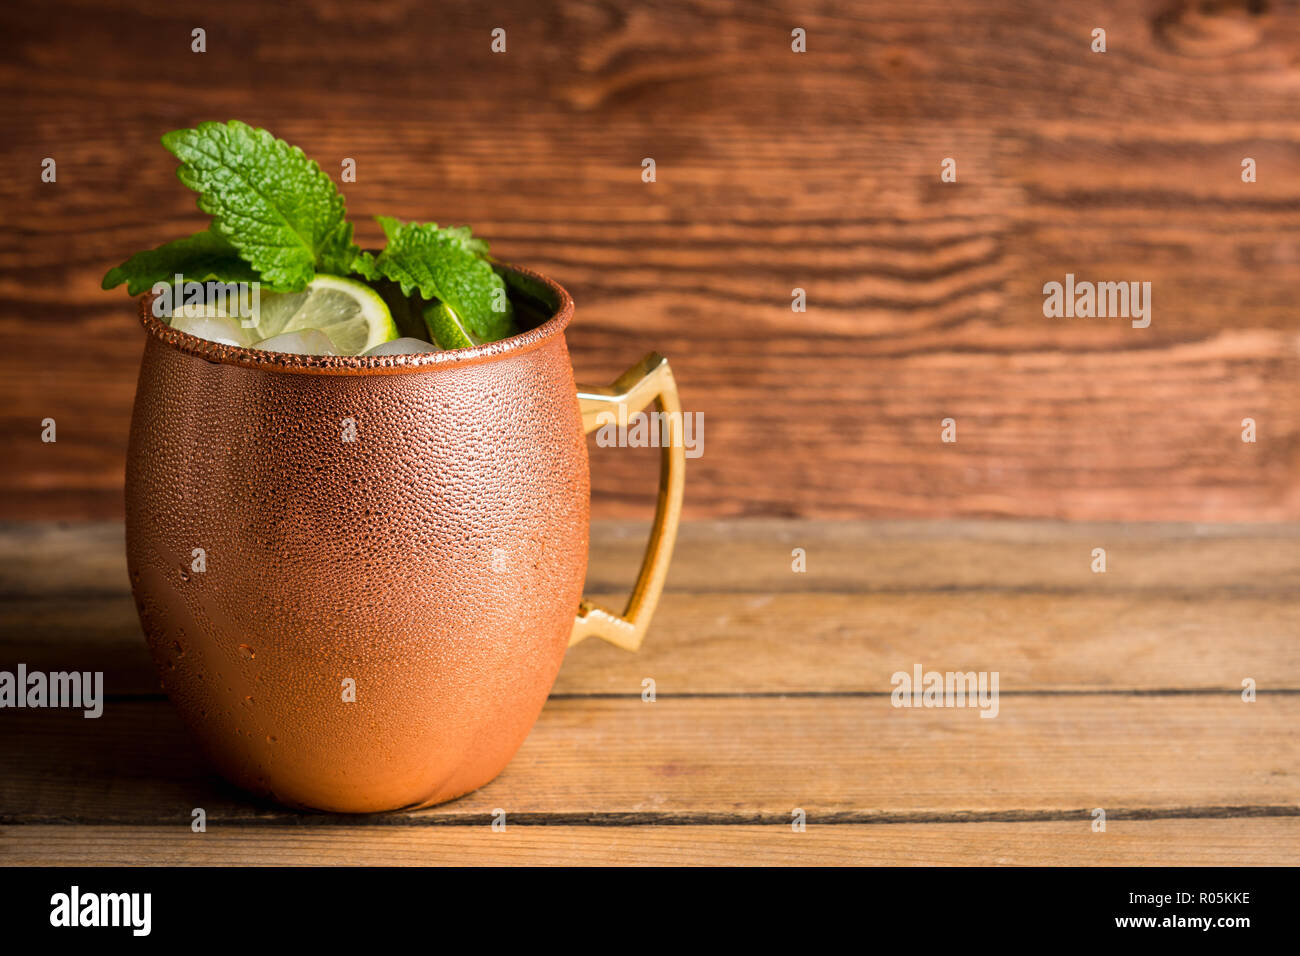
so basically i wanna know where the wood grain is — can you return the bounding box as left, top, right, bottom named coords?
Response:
left=7, top=518, right=1300, bottom=595
left=4, top=521, right=1298, bottom=695
left=2, top=518, right=1296, bottom=864
left=1, top=0, right=1298, bottom=521
left=3, top=697, right=1296, bottom=824
left=7, top=589, right=1298, bottom=695
left=4, top=819, right=1295, bottom=867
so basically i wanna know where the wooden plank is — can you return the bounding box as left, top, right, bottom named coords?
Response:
left=3, top=818, right=1295, bottom=866
left=558, top=590, right=1300, bottom=694
left=2, top=2, right=1299, bottom=521
left=2, top=697, right=1295, bottom=824
left=6, top=520, right=1300, bottom=596
left=4, top=522, right=1297, bottom=694
left=590, top=520, right=1300, bottom=595
left=5, top=591, right=1297, bottom=696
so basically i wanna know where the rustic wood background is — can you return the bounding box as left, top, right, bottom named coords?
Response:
left=1, top=0, right=1298, bottom=521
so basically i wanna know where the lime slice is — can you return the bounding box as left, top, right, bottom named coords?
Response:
left=422, top=301, right=480, bottom=350
left=251, top=275, right=397, bottom=355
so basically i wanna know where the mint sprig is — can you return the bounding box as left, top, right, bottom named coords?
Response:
left=355, top=218, right=513, bottom=341
left=103, top=120, right=515, bottom=345
left=161, top=120, right=358, bottom=291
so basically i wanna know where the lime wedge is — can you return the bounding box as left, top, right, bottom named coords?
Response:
left=251, top=275, right=397, bottom=355
left=422, top=301, right=479, bottom=350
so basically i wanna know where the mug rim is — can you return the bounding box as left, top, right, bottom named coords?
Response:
left=136, top=261, right=574, bottom=376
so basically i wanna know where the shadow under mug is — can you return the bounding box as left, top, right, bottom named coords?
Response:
left=125, top=264, right=684, bottom=812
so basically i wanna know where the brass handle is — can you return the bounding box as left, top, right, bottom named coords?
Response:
left=571, top=353, right=685, bottom=651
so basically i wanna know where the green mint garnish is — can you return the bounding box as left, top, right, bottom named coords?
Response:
left=104, top=121, right=517, bottom=346
left=102, top=230, right=261, bottom=296
left=355, top=218, right=513, bottom=342
left=162, top=120, right=358, bottom=292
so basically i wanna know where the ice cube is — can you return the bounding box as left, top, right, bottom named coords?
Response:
left=170, top=310, right=255, bottom=348
left=363, top=337, right=442, bottom=356
left=254, top=329, right=339, bottom=356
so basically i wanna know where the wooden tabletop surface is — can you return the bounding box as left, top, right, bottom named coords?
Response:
left=1, top=519, right=1296, bottom=865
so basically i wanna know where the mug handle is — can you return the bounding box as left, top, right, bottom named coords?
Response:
left=570, top=352, right=686, bottom=651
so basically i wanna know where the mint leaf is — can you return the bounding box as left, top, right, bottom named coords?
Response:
left=161, top=121, right=359, bottom=291
left=101, top=230, right=261, bottom=295
left=363, top=219, right=513, bottom=341
left=441, top=225, right=489, bottom=257
left=351, top=250, right=383, bottom=282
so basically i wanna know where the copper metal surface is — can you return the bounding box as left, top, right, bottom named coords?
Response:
left=126, top=267, right=592, bottom=812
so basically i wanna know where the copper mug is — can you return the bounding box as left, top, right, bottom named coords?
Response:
left=125, top=266, right=684, bottom=812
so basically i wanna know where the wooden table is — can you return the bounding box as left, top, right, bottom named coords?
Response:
left=1, top=520, right=1296, bottom=865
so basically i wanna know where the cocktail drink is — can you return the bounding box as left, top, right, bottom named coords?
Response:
left=106, top=123, right=685, bottom=812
